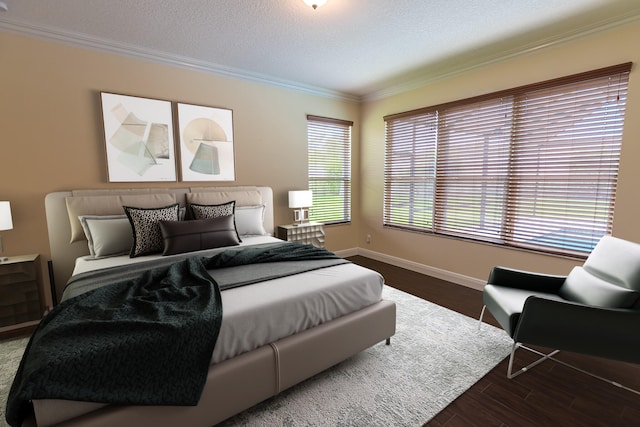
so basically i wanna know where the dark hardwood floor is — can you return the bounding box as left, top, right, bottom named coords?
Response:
left=348, top=256, right=640, bottom=427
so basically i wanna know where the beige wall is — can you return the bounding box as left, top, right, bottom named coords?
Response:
left=0, top=32, right=360, bottom=303
left=3, top=19, right=640, bottom=304
left=359, top=20, right=640, bottom=281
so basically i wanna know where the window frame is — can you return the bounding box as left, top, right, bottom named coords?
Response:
left=383, top=63, right=632, bottom=257
left=307, top=115, right=353, bottom=225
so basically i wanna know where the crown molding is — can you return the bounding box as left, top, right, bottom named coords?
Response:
left=2, top=8, right=639, bottom=105
left=0, top=18, right=360, bottom=103
left=363, top=9, right=640, bottom=102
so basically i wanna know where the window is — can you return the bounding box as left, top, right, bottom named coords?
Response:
left=307, top=115, right=353, bottom=224
left=384, top=63, right=631, bottom=256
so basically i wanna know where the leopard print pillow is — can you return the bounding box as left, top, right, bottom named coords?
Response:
left=189, top=201, right=235, bottom=220
left=124, top=204, right=180, bottom=257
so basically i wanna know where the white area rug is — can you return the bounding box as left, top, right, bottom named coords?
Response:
left=0, top=335, right=29, bottom=427
left=219, top=286, right=512, bottom=426
left=0, top=286, right=512, bottom=427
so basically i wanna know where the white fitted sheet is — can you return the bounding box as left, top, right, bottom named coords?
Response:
left=212, top=261, right=383, bottom=363
left=70, top=237, right=384, bottom=364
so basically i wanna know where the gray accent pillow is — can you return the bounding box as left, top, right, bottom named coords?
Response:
left=159, top=215, right=240, bottom=256
left=78, top=215, right=133, bottom=258
left=235, top=205, right=267, bottom=236
left=124, top=204, right=180, bottom=257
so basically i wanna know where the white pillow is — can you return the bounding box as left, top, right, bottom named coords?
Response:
left=235, top=205, right=267, bottom=236
left=79, top=215, right=133, bottom=258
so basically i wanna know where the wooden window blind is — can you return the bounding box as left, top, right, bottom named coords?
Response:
left=307, top=115, right=353, bottom=224
left=384, top=112, right=438, bottom=230
left=384, top=63, right=631, bottom=256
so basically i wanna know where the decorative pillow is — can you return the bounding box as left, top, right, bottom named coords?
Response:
left=559, top=266, right=640, bottom=308
left=124, top=204, right=180, bottom=257
left=66, top=193, right=177, bottom=243
left=79, top=215, right=133, bottom=258
left=189, top=201, right=235, bottom=220
left=159, top=215, right=240, bottom=256
left=235, top=205, right=267, bottom=236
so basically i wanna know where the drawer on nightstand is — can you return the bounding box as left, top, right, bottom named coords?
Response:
left=0, top=262, right=37, bottom=286
left=0, top=299, right=41, bottom=327
left=0, top=255, right=44, bottom=329
left=277, top=223, right=325, bottom=248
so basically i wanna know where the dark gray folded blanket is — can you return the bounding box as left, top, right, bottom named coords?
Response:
left=6, top=257, right=221, bottom=427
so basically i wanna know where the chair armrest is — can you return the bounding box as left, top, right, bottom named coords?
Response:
left=514, top=296, right=640, bottom=364
left=487, top=266, right=566, bottom=293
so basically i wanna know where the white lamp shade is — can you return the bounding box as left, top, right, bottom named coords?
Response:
left=0, top=201, right=13, bottom=231
left=288, top=190, right=313, bottom=209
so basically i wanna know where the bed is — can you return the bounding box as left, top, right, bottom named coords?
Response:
left=8, top=186, right=396, bottom=427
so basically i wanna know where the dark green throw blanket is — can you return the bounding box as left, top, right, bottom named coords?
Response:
left=5, top=242, right=346, bottom=427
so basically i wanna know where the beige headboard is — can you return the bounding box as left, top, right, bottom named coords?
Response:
left=44, top=186, right=274, bottom=303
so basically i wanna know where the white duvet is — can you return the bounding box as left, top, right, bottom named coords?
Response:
left=71, top=237, right=385, bottom=364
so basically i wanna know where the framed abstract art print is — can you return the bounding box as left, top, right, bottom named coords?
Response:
left=100, top=92, right=177, bottom=182
left=176, top=102, right=236, bottom=182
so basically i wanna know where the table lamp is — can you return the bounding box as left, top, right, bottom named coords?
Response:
left=288, top=190, right=312, bottom=225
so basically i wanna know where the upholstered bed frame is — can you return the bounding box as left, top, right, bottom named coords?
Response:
left=44, top=186, right=279, bottom=301
left=36, top=186, right=396, bottom=427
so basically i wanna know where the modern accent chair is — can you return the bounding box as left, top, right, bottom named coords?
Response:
left=479, top=235, right=640, bottom=395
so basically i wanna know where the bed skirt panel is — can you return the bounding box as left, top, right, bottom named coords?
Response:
left=28, top=299, right=396, bottom=427
left=275, top=299, right=396, bottom=391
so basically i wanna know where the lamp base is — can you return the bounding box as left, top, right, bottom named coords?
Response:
left=293, top=208, right=309, bottom=225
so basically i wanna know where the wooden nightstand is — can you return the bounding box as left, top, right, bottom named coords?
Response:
left=277, top=223, right=325, bottom=248
left=0, top=254, right=44, bottom=338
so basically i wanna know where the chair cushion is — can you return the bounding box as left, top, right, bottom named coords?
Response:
left=559, top=266, right=640, bottom=309
left=583, top=235, right=640, bottom=292
left=483, top=284, right=564, bottom=337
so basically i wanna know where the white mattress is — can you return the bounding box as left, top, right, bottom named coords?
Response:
left=70, top=237, right=384, bottom=364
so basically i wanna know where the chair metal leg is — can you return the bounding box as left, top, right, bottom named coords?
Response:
left=507, top=343, right=559, bottom=379
left=478, top=305, right=486, bottom=330
left=507, top=342, right=640, bottom=396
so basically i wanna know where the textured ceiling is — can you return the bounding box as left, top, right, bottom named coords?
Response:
left=1, top=0, right=639, bottom=99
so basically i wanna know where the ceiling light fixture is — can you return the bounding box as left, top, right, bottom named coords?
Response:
left=303, top=0, right=327, bottom=10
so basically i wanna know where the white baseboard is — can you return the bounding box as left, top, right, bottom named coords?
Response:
left=334, top=248, right=359, bottom=258
left=334, top=247, right=485, bottom=291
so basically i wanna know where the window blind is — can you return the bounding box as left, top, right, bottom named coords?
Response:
left=307, top=115, right=353, bottom=224
left=384, top=63, right=631, bottom=256
left=384, top=113, right=437, bottom=230
left=434, top=97, right=513, bottom=242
